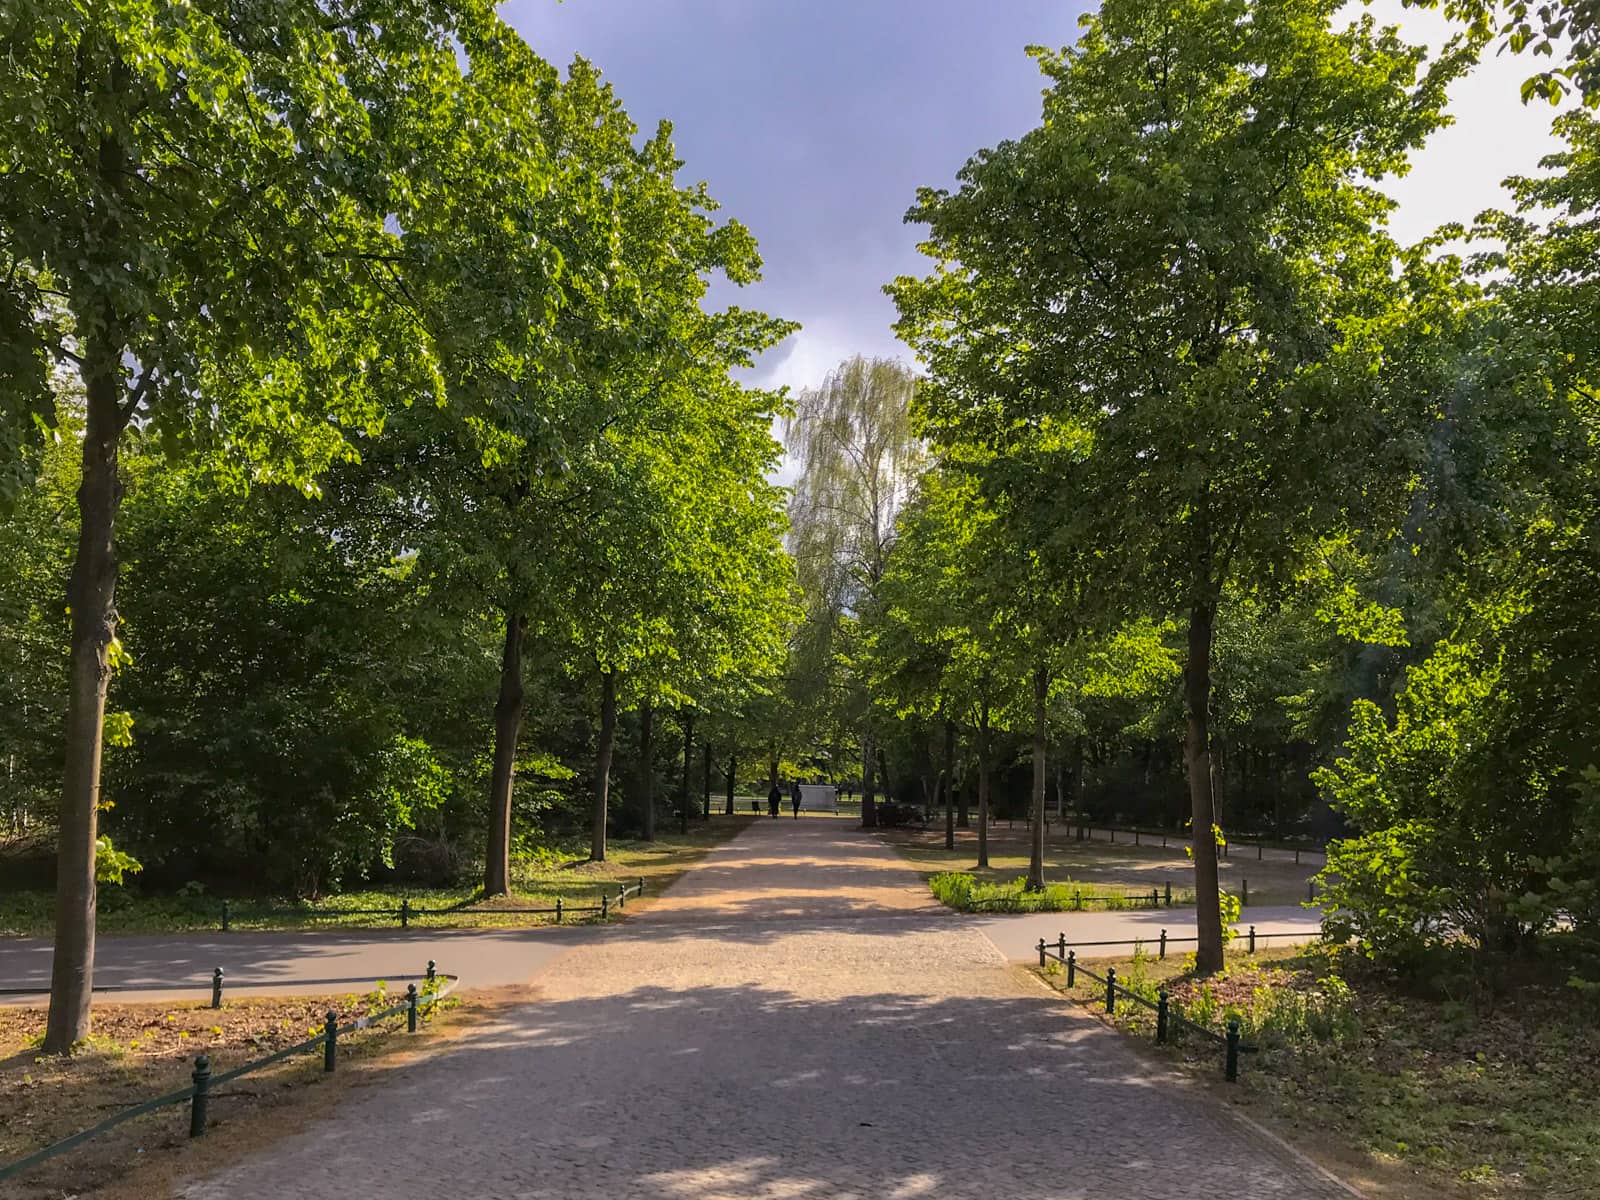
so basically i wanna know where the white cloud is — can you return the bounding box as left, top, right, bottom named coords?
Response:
left=1359, top=0, right=1569, bottom=243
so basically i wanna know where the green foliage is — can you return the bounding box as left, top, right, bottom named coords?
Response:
left=92, top=836, right=141, bottom=886
left=929, top=871, right=1142, bottom=912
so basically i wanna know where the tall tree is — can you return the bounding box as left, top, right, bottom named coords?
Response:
left=785, top=356, right=922, bottom=828
left=1, top=0, right=473, bottom=1048
left=892, top=0, right=1468, bottom=970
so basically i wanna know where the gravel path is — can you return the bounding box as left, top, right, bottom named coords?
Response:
left=179, top=820, right=1353, bottom=1199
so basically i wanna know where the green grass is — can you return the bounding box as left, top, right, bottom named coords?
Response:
left=0, top=819, right=754, bottom=935
left=883, top=823, right=1317, bottom=908
left=1036, top=944, right=1600, bottom=1198
left=929, top=870, right=1165, bottom=912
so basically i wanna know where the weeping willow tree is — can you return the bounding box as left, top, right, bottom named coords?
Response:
left=785, top=355, right=922, bottom=827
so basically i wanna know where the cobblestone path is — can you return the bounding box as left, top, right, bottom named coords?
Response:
left=181, top=820, right=1354, bottom=1199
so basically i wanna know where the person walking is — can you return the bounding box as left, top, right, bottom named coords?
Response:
left=767, top=781, right=782, bottom=819
left=790, top=782, right=802, bottom=820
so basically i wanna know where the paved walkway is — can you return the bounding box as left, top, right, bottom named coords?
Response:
left=178, top=820, right=1351, bottom=1199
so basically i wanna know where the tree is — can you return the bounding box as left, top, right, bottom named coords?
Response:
left=785, top=356, right=922, bottom=828
left=892, top=0, right=1469, bottom=971
left=0, top=0, right=480, bottom=1049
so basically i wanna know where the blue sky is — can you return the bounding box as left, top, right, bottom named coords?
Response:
left=501, top=1, right=1564, bottom=399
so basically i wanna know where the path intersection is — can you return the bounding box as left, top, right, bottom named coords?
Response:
left=174, top=820, right=1350, bottom=1199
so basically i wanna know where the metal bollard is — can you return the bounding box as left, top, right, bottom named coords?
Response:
left=1242, top=878, right=1249, bottom=908
left=1258, top=843, right=1263, bottom=861
left=323, top=1011, right=338, bottom=1072
left=1159, top=929, right=1168, bottom=960
left=638, top=876, right=645, bottom=897
left=1226, top=1017, right=1241, bottom=1082
left=189, top=1055, right=211, bottom=1137
left=400, top=897, right=410, bottom=929
left=1164, top=881, right=1172, bottom=908
left=1134, top=829, right=1140, bottom=846
left=1057, top=932, right=1067, bottom=960
left=601, top=893, right=609, bottom=919
left=1037, top=938, right=1047, bottom=968
left=1294, top=848, right=1301, bottom=865
left=1156, top=990, right=1169, bottom=1044
left=1109, top=828, right=1115, bottom=844
left=617, top=886, right=625, bottom=910
left=220, top=899, right=230, bottom=932
left=556, top=897, right=563, bottom=923
left=1248, top=924, right=1257, bottom=954
left=211, top=967, right=224, bottom=1009
left=1066, top=949, right=1076, bottom=987
left=1308, top=879, right=1316, bottom=904
left=1105, top=967, right=1117, bottom=1013
left=407, top=983, right=419, bottom=1033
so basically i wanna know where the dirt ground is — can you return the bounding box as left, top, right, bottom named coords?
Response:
left=0, top=985, right=506, bottom=1198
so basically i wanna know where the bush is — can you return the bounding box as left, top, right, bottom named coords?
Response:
left=928, top=872, right=1145, bottom=912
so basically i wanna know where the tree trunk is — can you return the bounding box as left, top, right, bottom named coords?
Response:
left=1027, top=665, right=1048, bottom=891
left=976, top=701, right=991, bottom=870
left=483, top=609, right=526, bottom=896
left=942, top=716, right=956, bottom=851
left=590, top=669, right=617, bottom=862
left=725, top=754, right=736, bottom=815
left=679, top=711, right=694, bottom=835
left=1186, top=595, right=1224, bottom=974
left=44, top=326, right=126, bottom=1053
left=860, top=726, right=877, bottom=829
left=639, top=700, right=655, bottom=842
left=1073, top=734, right=1086, bottom=840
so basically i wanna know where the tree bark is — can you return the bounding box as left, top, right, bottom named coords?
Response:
left=725, top=754, right=736, bottom=815
left=976, top=701, right=991, bottom=870
left=44, top=324, right=127, bottom=1053
left=860, top=726, right=877, bottom=829
left=639, top=700, right=655, bottom=842
left=590, top=668, right=617, bottom=862
left=1186, top=594, right=1225, bottom=974
left=1027, top=665, right=1048, bottom=891
left=679, top=710, right=694, bottom=835
left=942, top=716, right=956, bottom=851
left=483, top=609, right=526, bottom=896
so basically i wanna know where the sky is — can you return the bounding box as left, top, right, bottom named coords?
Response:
left=501, top=0, right=1567, bottom=398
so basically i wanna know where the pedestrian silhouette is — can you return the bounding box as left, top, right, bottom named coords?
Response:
left=767, top=782, right=782, bottom=818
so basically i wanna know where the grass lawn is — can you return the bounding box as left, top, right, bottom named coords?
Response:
left=882, top=822, right=1319, bottom=909
left=0, top=818, right=755, bottom=936
left=1033, top=944, right=1600, bottom=1199
left=0, top=984, right=485, bottom=1197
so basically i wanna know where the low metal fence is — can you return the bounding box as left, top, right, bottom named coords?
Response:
left=1034, top=930, right=1318, bottom=1081
left=213, top=877, right=646, bottom=931
left=0, top=961, right=459, bottom=1184
left=1063, top=823, right=1326, bottom=865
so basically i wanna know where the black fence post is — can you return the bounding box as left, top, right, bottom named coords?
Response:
left=323, top=1011, right=338, bottom=1073
left=1308, top=879, right=1316, bottom=904
left=1105, top=967, right=1116, bottom=1014
left=220, top=899, right=230, bottom=932
left=1134, top=828, right=1140, bottom=846
left=555, top=897, right=563, bottom=923
left=1156, top=990, right=1169, bottom=1044
left=1037, top=938, right=1047, bottom=968
left=211, top=967, right=223, bottom=1010
left=1150, top=887, right=1159, bottom=908
left=638, top=876, right=645, bottom=897
left=617, top=886, right=625, bottom=910
left=601, top=893, right=610, bottom=919
left=1242, top=878, right=1249, bottom=908
left=407, top=983, right=419, bottom=1033
left=1164, top=881, right=1172, bottom=908
left=1258, top=843, right=1263, bottom=861
left=400, top=897, right=410, bottom=930
left=1159, top=929, right=1168, bottom=960
left=1226, top=1017, right=1241, bottom=1082
left=1066, top=950, right=1076, bottom=987
left=1294, top=848, right=1301, bottom=865
left=189, top=1055, right=211, bottom=1138
left=1248, top=924, right=1256, bottom=954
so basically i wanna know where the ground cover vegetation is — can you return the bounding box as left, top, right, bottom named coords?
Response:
left=1038, top=944, right=1600, bottom=1197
